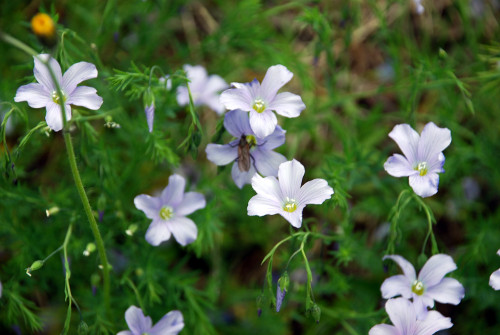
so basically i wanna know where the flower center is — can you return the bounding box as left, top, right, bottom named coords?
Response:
left=51, top=90, right=67, bottom=104
left=245, top=134, right=257, bottom=148
left=159, top=206, right=174, bottom=220
left=283, top=197, right=298, bottom=213
left=415, top=162, right=428, bottom=176
left=252, top=99, right=266, bottom=113
left=411, top=280, right=425, bottom=295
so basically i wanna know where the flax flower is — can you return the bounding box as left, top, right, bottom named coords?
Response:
left=117, top=306, right=184, bottom=335
left=489, top=249, right=500, bottom=290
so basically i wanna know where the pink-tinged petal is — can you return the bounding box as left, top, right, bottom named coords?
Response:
left=224, top=109, right=253, bottom=137
left=251, top=174, right=283, bottom=202
left=150, top=310, right=184, bottom=335
left=384, top=154, right=417, bottom=177
left=260, top=65, right=293, bottom=102
left=206, top=143, right=238, bottom=166
left=418, top=254, right=457, bottom=287
left=280, top=206, right=304, bottom=228
left=62, top=62, right=98, bottom=94
left=220, top=86, right=253, bottom=112
left=45, top=102, right=71, bottom=132
left=252, top=149, right=287, bottom=177
left=369, top=324, right=399, bottom=335
left=145, top=104, right=155, bottom=132
left=249, top=109, right=277, bottom=138
left=134, top=194, right=161, bottom=219
left=34, top=54, right=62, bottom=91
left=388, top=124, right=420, bottom=164
left=175, top=192, right=205, bottom=216
left=417, top=122, right=451, bottom=163
left=268, top=92, right=305, bottom=118
left=383, top=255, right=417, bottom=281
left=415, top=310, right=452, bottom=335
left=145, top=219, right=172, bottom=246
left=124, top=306, right=153, bottom=334
left=385, top=298, right=416, bottom=334
left=297, top=178, right=333, bottom=206
left=409, top=173, right=439, bottom=198
left=489, top=268, right=500, bottom=290
left=161, top=174, right=186, bottom=207
left=14, top=83, right=50, bottom=108
left=425, top=277, right=464, bottom=305
left=380, top=274, right=412, bottom=299
left=117, top=331, right=133, bottom=335
left=412, top=295, right=429, bottom=320
left=176, top=86, right=189, bottom=106
left=258, top=125, right=286, bottom=150
left=248, top=194, right=282, bottom=217
left=278, top=159, right=304, bottom=200
left=67, top=86, right=103, bottom=110
left=231, top=162, right=256, bottom=188
left=168, top=217, right=198, bottom=246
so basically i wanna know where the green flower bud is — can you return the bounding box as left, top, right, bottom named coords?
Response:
left=278, top=271, right=290, bottom=292
left=77, top=321, right=89, bottom=335
left=26, top=260, right=44, bottom=276
left=309, top=303, right=321, bottom=323
left=143, top=89, right=155, bottom=108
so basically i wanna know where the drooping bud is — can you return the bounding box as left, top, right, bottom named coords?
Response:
left=278, top=271, right=290, bottom=292
left=125, top=224, right=138, bottom=236
left=83, top=243, right=96, bottom=256
left=143, top=89, right=155, bottom=133
left=309, top=303, right=321, bottom=323
left=256, top=293, right=265, bottom=317
left=26, top=260, right=44, bottom=277
left=45, top=206, right=60, bottom=217
left=77, top=321, right=89, bottom=335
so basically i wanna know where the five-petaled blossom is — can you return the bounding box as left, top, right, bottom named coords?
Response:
left=247, top=159, right=333, bottom=228
left=384, top=122, right=451, bottom=198
left=15, top=54, right=103, bottom=132
left=381, top=254, right=464, bottom=320
left=489, top=249, right=500, bottom=290
left=134, top=174, right=206, bottom=246
left=369, top=298, right=452, bottom=335
left=220, top=65, right=306, bottom=138
left=117, top=305, right=184, bottom=335
left=205, top=109, right=287, bottom=188
left=177, top=64, right=228, bottom=115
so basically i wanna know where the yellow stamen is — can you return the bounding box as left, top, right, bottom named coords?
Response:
left=415, top=162, right=428, bottom=176
left=283, top=197, right=298, bottom=213
left=411, top=280, right=425, bottom=295
left=252, top=99, right=266, bottom=113
left=159, top=206, right=174, bottom=220
left=245, top=134, right=257, bottom=148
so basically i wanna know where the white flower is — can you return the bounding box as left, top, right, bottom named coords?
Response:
left=489, top=249, right=500, bottom=290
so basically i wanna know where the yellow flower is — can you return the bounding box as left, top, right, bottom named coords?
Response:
left=31, top=13, right=55, bottom=38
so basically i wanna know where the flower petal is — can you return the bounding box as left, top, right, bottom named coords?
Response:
left=117, top=331, right=133, bottom=335
left=490, top=268, right=500, bottom=290
left=145, top=104, right=155, bottom=132
left=224, top=109, right=253, bottom=137
left=204, top=95, right=226, bottom=115
left=268, top=92, right=305, bottom=118
left=45, top=102, right=71, bottom=132
left=418, top=254, right=457, bottom=287
left=280, top=206, right=304, bottom=228
left=417, top=122, right=452, bottom=163
left=260, top=65, right=293, bottom=102
left=252, top=149, right=287, bottom=177
left=385, top=298, right=416, bottom=334
left=415, top=310, right=452, bottom=335
left=249, top=109, right=277, bottom=138
left=247, top=194, right=282, bottom=217
left=380, top=274, right=412, bottom=299
left=168, top=217, right=198, bottom=246
left=145, top=219, right=172, bottom=246
left=368, top=324, right=399, bottom=335
left=206, top=144, right=238, bottom=166
left=124, top=306, right=153, bottom=335
left=388, top=124, right=420, bottom=164
left=258, top=125, right=286, bottom=150
left=14, top=83, right=50, bottom=108
left=176, top=86, right=189, bottom=106
left=161, top=174, right=186, bottom=207
left=428, top=152, right=445, bottom=174
left=409, top=173, right=440, bottom=198
left=134, top=194, right=161, bottom=219
left=425, top=277, right=464, bottom=305
left=34, top=54, right=62, bottom=91
left=278, top=159, right=305, bottom=202
left=384, top=154, right=417, bottom=177
left=383, top=255, right=417, bottom=281
left=297, top=178, right=333, bottom=206
left=200, top=74, right=228, bottom=97
left=251, top=174, right=283, bottom=202
left=231, top=161, right=256, bottom=188
left=175, top=192, right=206, bottom=216
left=276, top=284, right=286, bottom=312
left=67, top=86, right=103, bottom=110
left=220, top=85, right=253, bottom=112
left=62, top=61, right=98, bottom=94
left=412, top=295, right=429, bottom=320
left=150, top=310, right=184, bottom=335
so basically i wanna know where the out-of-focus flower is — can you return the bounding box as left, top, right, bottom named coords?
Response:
left=31, top=13, right=55, bottom=39
left=247, top=159, right=333, bottom=228
left=413, top=0, right=424, bottom=14
left=134, top=174, right=206, bottom=246
left=384, top=122, right=451, bottom=198
left=14, top=54, right=103, bottom=132
left=381, top=254, right=464, bottom=320
left=220, top=65, right=305, bottom=138
left=205, top=109, right=287, bottom=188
left=177, top=64, right=228, bottom=115
left=117, top=306, right=184, bottom=335
left=489, top=250, right=500, bottom=290
left=369, top=298, right=452, bottom=335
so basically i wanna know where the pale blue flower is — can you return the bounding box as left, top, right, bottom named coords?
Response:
left=117, top=306, right=184, bottom=335
left=206, top=109, right=287, bottom=188
left=14, top=54, right=103, bottom=132
left=134, top=174, right=206, bottom=246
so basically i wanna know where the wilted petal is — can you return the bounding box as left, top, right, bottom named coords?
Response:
left=224, top=109, right=253, bottom=137
left=258, top=125, right=286, bottom=150
left=34, top=54, right=62, bottom=91
left=145, top=104, right=155, bottom=132
left=418, top=254, right=457, bottom=287
left=385, top=298, right=416, bottom=335
left=206, top=143, right=238, bottom=166
left=276, top=284, right=286, bottom=312
left=388, top=124, right=420, bottom=164
left=380, top=274, right=412, bottom=299
left=161, top=174, right=186, bottom=207
left=417, top=122, right=451, bottom=163
left=134, top=194, right=161, bottom=219
left=260, top=65, right=293, bottom=102
left=175, top=192, right=206, bottom=216
left=252, top=149, right=286, bottom=177
left=168, top=217, right=198, bottom=246
left=248, top=194, right=282, bottom=217
left=67, top=86, right=103, bottom=110
left=280, top=206, right=304, bottom=228
left=220, top=86, right=253, bottom=112
left=249, top=109, right=277, bottom=138
left=45, top=102, right=71, bottom=132
left=297, top=178, right=333, bottom=206
left=490, top=268, right=500, bottom=290
left=62, top=61, right=98, bottom=94
left=383, top=255, right=417, bottom=281
left=278, top=159, right=305, bottom=203
left=150, top=310, right=184, bottom=335
left=425, top=277, right=464, bottom=305
left=145, top=219, right=172, bottom=246
left=231, top=162, right=256, bottom=188
left=409, top=173, right=439, bottom=198
left=268, top=92, right=305, bottom=118
left=415, top=310, right=452, bottom=335
left=384, top=154, right=416, bottom=177
left=368, top=324, right=398, bottom=335
left=124, top=306, right=153, bottom=335
left=14, top=83, right=50, bottom=108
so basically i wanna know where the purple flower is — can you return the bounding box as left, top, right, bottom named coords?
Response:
left=489, top=249, right=500, bottom=290
left=145, top=104, right=155, bottom=133
left=381, top=254, right=464, bottom=320
left=220, top=65, right=306, bottom=138
left=384, top=122, right=451, bottom=198
left=369, top=298, right=452, bottom=335
left=247, top=159, right=333, bottom=228
left=134, top=174, right=206, bottom=246
left=276, top=283, right=286, bottom=312
left=205, top=109, right=287, bottom=188
left=117, top=306, right=184, bottom=335
left=177, top=64, right=228, bottom=115
left=14, top=54, right=103, bottom=132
